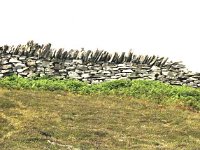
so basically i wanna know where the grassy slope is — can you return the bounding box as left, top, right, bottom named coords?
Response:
left=0, top=76, right=200, bottom=110
left=0, top=89, right=200, bottom=150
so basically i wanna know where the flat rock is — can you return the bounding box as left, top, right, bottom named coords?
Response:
left=2, top=64, right=12, bottom=69
left=122, top=69, right=133, bottom=73
left=68, top=71, right=80, bottom=78
left=1, top=69, right=13, bottom=74
left=81, top=73, right=90, bottom=78
left=9, top=58, right=21, bottom=63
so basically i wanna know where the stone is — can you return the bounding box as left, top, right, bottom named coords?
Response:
left=17, top=67, right=29, bottom=73
left=109, top=52, right=118, bottom=63
left=66, top=66, right=76, bottom=71
left=118, top=52, right=125, bottom=63
left=117, top=64, right=126, bottom=67
left=59, top=69, right=67, bottom=73
left=149, top=56, right=157, bottom=66
left=138, top=55, right=145, bottom=64
left=112, top=67, right=119, bottom=71
left=111, top=76, right=120, bottom=79
left=160, top=57, right=168, bottom=66
left=68, top=71, right=80, bottom=78
left=19, top=56, right=27, bottom=60
left=1, top=69, right=13, bottom=74
left=151, top=66, right=160, bottom=71
left=55, top=48, right=63, bottom=59
left=90, top=71, right=98, bottom=75
left=170, top=81, right=183, bottom=86
left=105, top=78, right=117, bottom=82
left=75, top=69, right=83, bottom=74
left=1, top=59, right=9, bottom=65
left=54, top=63, right=63, bottom=70
left=9, top=58, right=21, bottom=63
left=36, top=60, right=42, bottom=64
left=18, top=72, right=29, bottom=76
left=102, top=71, right=111, bottom=74
left=14, top=64, right=26, bottom=70
left=45, top=68, right=54, bottom=73
left=76, top=65, right=88, bottom=71
left=122, top=69, right=133, bottom=73
left=187, top=77, right=198, bottom=81
left=72, top=59, right=83, bottom=64
left=141, top=66, right=151, bottom=70
left=167, top=71, right=177, bottom=78
left=27, top=60, right=36, bottom=66
left=118, top=66, right=130, bottom=70
left=42, top=61, right=51, bottom=67
left=162, top=69, right=169, bottom=76
left=91, top=80, right=100, bottom=84
left=125, top=50, right=133, bottom=62
left=2, top=64, right=12, bottom=69
left=81, top=73, right=90, bottom=78
left=64, top=62, right=72, bottom=67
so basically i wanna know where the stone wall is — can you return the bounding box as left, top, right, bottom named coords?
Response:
left=0, top=41, right=200, bottom=87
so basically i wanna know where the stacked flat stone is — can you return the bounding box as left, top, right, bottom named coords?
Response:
left=0, top=41, right=200, bottom=87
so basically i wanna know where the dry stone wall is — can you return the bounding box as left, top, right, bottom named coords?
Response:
left=0, top=41, right=200, bottom=87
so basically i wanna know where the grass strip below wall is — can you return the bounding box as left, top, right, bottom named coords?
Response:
left=0, top=75, right=200, bottom=111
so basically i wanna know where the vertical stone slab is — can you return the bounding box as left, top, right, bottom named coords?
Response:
left=118, top=52, right=125, bottom=63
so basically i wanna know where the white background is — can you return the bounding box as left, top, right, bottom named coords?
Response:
left=0, top=0, right=199, bottom=72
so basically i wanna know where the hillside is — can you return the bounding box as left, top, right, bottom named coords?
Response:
left=1, top=89, right=200, bottom=149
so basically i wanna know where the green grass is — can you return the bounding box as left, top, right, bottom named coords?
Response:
left=0, top=89, right=200, bottom=149
left=0, top=75, right=200, bottom=110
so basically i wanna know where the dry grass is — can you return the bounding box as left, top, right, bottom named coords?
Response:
left=0, top=88, right=200, bottom=149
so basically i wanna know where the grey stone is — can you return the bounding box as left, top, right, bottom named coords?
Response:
left=2, top=64, right=12, bottom=69
left=118, top=52, right=125, bottom=63
left=72, top=59, right=83, bottom=64
left=36, top=60, right=42, bottom=64
left=90, top=71, right=98, bottom=75
left=117, top=64, right=126, bottom=67
left=68, top=71, right=80, bottom=78
left=19, top=56, right=27, bottom=60
left=111, top=76, right=120, bottom=79
left=102, top=71, right=111, bottom=74
left=91, top=80, right=100, bottom=84
left=81, top=73, right=90, bottom=78
left=27, top=60, right=36, bottom=66
left=109, top=52, right=118, bottom=63
left=17, top=67, right=29, bottom=73
left=0, top=74, right=3, bottom=78
left=9, top=58, right=21, bottom=63
left=149, top=56, right=157, bottom=66
left=66, top=66, right=76, bottom=71
left=18, top=72, right=29, bottom=76
left=1, top=59, right=9, bottom=65
left=14, top=64, right=26, bottom=70
left=75, top=69, right=83, bottom=74
left=76, top=65, right=88, bottom=71
left=1, top=69, right=13, bottom=74
left=187, top=77, right=198, bottom=81
left=42, top=61, right=51, bottom=67
left=59, top=69, right=67, bottom=73
left=151, top=66, right=160, bottom=71
left=122, top=69, right=133, bottom=73
left=170, top=81, right=183, bottom=86
left=112, top=68, right=119, bottom=71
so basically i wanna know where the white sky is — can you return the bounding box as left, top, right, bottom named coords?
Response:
left=0, top=0, right=200, bottom=72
